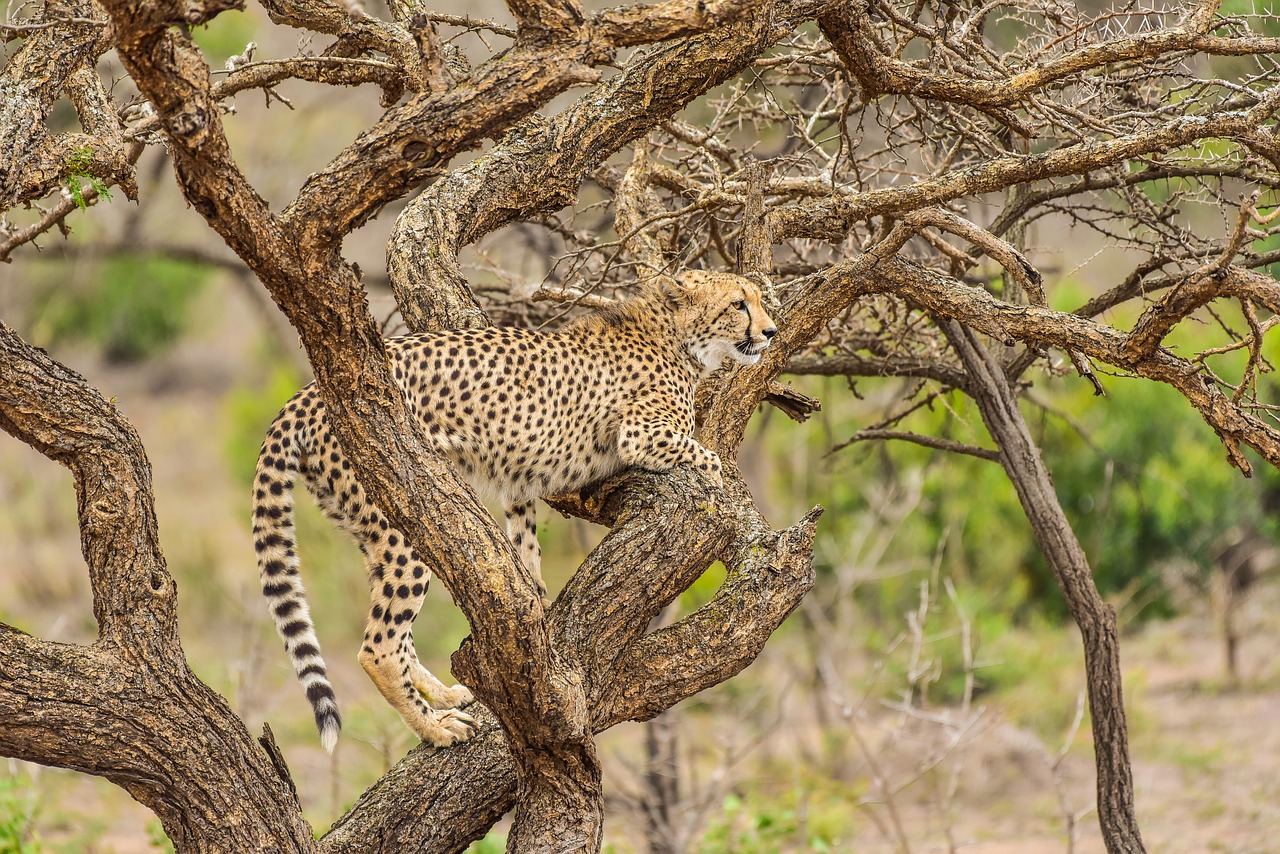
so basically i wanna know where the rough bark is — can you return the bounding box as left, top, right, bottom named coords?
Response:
left=3, top=0, right=827, bottom=847
left=0, top=0, right=136, bottom=207
left=4, top=0, right=1280, bottom=850
left=0, top=322, right=315, bottom=853
left=386, top=0, right=828, bottom=332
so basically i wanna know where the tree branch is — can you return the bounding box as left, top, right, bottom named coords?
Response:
left=768, top=84, right=1280, bottom=240
left=0, top=323, right=314, bottom=850
left=872, top=258, right=1280, bottom=474
left=594, top=0, right=747, bottom=47
left=0, top=0, right=128, bottom=210
left=386, top=0, right=828, bottom=331
left=944, top=320, right=1144, bottom=853
left=819, top=0, right=1276, bottom=107
left=830, top=428, right=1000, bottom=460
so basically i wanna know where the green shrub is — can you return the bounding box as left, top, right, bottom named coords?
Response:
left=0, top=777, right=40, bottom=854
left=31, top=255, right=210, bottom=363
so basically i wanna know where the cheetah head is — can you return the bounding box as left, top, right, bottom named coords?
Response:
left=664, top=271, right=779, bottom=373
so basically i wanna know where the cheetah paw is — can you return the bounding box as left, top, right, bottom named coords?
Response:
left=419, top=708, right=478, bottom=747
left=449, top=683, right=476, bottom=708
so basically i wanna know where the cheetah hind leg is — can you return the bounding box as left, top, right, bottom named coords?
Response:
left=505, top=500, right=549, bottom=606
left=358, top=619, right=476, bottom=747
left=357, top=557, right=476, bottom=747
left=398, top=633, right=474, bottom=710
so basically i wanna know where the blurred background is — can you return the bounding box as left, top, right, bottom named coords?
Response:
left=2, top=0, right=1280, bottom=851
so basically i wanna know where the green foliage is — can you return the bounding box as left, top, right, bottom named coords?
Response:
left=145, top=820, right=175, bottom=854
left=0, top=778, right=40, bottom=854
left=465, top=831, right=507, bottom=853
left=677, top=561, right=727, bottom=612
left=62, top=146, right=112, bottom=210
left=30, top=255, right=210, bottom=363
left=1034, top=371, right=1280, bottom=618
left=696, top=787, right=852, bottom=853
left=190, top=10, right=257, bottom=64
left=770, top=319, right=1278, bottom=627
left=221, top=359, right=308, bottom=487
left=973, top=619, right=1086, bottom=736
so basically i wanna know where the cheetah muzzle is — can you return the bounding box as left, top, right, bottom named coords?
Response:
left=252, top=270, right=778, bottom=751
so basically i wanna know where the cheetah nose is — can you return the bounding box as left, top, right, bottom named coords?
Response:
left=762, top=327, right=778, bottom=340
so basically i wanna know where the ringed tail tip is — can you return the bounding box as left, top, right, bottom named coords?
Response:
left=319, top=712, right=341, bottom=754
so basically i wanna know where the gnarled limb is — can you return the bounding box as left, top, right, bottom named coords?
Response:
left=768, top=84, right=1280, bottom=241
left=870, top=258, right=1280, bottom=473
left=0, top=322, right=314, bottom=851
left=386, top=0, right=826, bottom=332
left=818, top=0, right=1276, bottom=108
left=321, top=467, right=818, bottom=851
left=87, top=0, right=833, bottom=848
left=0, top=0, right=134, bottom=210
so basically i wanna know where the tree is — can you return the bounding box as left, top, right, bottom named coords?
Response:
left=2, top=0, right=1278, bottom=850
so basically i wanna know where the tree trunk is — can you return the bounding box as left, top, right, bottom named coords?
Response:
left=945, top=321, right=1146, bottom=854
left=0, top=322, right=315, bottom=852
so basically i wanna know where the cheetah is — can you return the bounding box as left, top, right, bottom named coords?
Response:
left=252, top=271, right=778, bottom=751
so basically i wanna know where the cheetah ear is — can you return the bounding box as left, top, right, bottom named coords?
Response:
left=648, top=273, right=695, bottom=308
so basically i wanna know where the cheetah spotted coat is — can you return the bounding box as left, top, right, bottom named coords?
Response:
left=252, top=271, right=777, bottom=750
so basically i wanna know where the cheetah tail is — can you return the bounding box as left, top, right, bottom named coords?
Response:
left=252, top=414, right=342, bottom=753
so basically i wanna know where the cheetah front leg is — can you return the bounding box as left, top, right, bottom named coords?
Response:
left=356, top=526, right=476, bottom=747
left=504, top=500, right=549, bottom=605
left=617, top=421, right=723, bottom=486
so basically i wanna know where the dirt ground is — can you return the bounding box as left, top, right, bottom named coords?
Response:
left=857, top=609, right=1280, bottom=854
left=13, top=603, right=1280, bottom=853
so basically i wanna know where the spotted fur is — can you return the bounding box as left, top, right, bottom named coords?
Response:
left=252, top=271, right=777, bottom=750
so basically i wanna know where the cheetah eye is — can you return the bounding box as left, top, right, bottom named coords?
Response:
left=732, top=299, right=747, bottom=311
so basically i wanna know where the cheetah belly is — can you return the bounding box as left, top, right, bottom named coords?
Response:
left=427, top=417, right=624, bottom=504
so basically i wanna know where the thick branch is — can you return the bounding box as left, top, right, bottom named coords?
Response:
left=281, top=45, right=604, bottom=247
left=0, top=0, right=127, bottom=208
left=0, top=324, right=312, bottom=851
left=872, top=258, right=1280, bottom=473
left=600, top=500, right=821, bottom=723
left=1123, top=266, right=1280, bottom=363
left=819, top=0, right=1274, bottom=107
left=614, top=143, right=673, bottom=272
left=0, top=322, right=175, bottom=652
left=254, top=0, right=428, bottom=94
left=323, top=469, right=818, bottom=850
left=387, top=0, right=828, bottom=331
left=594, top=0, right=745, bottom=47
